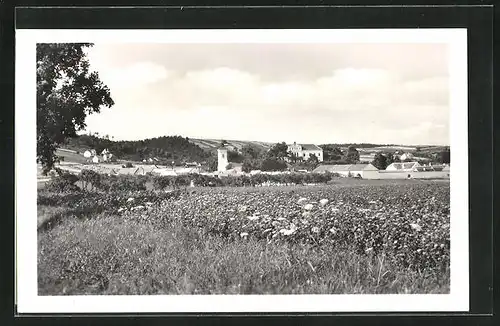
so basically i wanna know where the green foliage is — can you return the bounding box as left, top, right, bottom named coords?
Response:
left=227, top=150, right=244, bottom=163
left=307, top=153, right=319, bottom=164
left=67, top=134, right=209, bottom=163
left=260, top=158, right=288, bottom=171
left=438, top=149, right=450, bottom=164
left=343, top=145, right=360, bottom=163
left=242, top=159, right=260, bottom=173
left=266, top=142, right=289, bottom=160
left=37, top=43, right=114, bottom=173
left=320, top=145, right=343, bottom=161
left=371, top=153, right=388, bottom=170
left=45, top=169, right=80, bottom=192
left=37, top=182, right=450, bottom=295
left=79, top=169, right=101, bottom=191
left=205, top=157, right=218, bottom=172
left=96, top=174, right=147, bottom=192
left=241, top=144, right=261, bottom=160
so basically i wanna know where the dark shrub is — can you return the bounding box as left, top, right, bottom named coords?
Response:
left=46, top=169, right=80, bottom=192
left=80, top=169, right=101, bottom=191
left=260, top=159, right=287, bottom=172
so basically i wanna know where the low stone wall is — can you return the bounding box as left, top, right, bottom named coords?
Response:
left=378, top=171, right=449, bottom=179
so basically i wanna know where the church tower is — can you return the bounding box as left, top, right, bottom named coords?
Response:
left=217, top=146, right=228, bottom=172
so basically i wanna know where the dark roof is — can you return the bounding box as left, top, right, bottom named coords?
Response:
left=289, top=143, right=322, bottom=151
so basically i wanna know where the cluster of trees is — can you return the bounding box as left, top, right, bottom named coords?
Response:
left=320, top=145, right=360, bottom=163
left=67, top=134, right=210, bottom=164
left=370, top=148, right=450, bottom=170
left=370, top=152, right=400, bottom=170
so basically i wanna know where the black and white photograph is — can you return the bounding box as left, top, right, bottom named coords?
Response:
left=15, top=28, right=469, bottom=313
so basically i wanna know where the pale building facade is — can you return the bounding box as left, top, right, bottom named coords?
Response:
left=287, top=142, right=323, bottom=162
left=217, top=147, right=228, bottom=172
left=313, top=163, right=380, bottom=179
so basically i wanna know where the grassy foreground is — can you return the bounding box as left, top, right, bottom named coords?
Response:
left=38, top=212, right=449, bottom=295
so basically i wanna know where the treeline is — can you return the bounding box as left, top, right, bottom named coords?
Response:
left=65, top=134, right=211, bottom=163
left=321, top=143, right=397, bottom=149
left=47, top=168, right=336, bottom=193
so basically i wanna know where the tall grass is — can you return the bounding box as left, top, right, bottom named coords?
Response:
left=38, top=213, right=449, bottom=295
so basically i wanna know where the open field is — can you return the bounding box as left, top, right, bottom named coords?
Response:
left=188, top=138, right=273, bottom=152
left=38, top=178, right=450, bottom=295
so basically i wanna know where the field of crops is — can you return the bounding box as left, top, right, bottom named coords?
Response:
left=38, top=180, right=450, bottom=295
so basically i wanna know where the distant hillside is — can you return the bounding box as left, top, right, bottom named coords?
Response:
left=63, top=134, right=211, bottom=163
left=188, top=138, right=274, bottom=153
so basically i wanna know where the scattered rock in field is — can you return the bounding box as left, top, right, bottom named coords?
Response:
left=247, top=215, right=259, bottom=221
left=238, top=205, right=247, bottom=213
left=319, top=199, right=329, bottom=206
left=127, top=197, right=135, bottom=203
left=410, top=223, right=422, bottom=232
left=297, top=197, right=308, bottom=205
left=304, top=203, right=314, bottom=211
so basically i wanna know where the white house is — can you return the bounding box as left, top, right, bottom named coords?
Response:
left=313, top=163, right=379, bottom=179
left=400, top=152, right=414, bottom=161
left=92, top=155, right=99, bottom=164
left=385, top=161, right=421, bottom=171
left=83, top=150, right=92, bottom=158
left=287, top=142, right=323, bottom=162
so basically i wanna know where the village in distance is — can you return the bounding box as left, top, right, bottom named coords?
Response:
left=39, top=133, right=451, bottom=184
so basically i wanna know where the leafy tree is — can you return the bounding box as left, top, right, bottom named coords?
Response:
left=228, top=150, right=244, bottom=163
left=320, top=145, right=343, bottom=161
left=242, top=159, right=260, bottom=173
left=260, top=158, right=287, bottom=171
left=307, top=153, right=319, bottom=164
left=371, top=153, right=388, bottom=170
left=37, top=43, right=114, bottom=173
left=267, top=142, right=289, bottom=160
left=343, top=145, right=360, bottom=163
left=288, top=152, right=300, bottom=163
left=241, top=144, right=261, bottom=159
left=438, top=149, right=450, bottom=164
left=205, top=157, right=218, bottom=172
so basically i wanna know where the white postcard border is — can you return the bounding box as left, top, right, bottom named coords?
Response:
left=15, top=28, right=468, bottom=313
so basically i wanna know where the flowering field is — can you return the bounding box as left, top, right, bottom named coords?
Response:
left=38, top=180, right=450, bottom=295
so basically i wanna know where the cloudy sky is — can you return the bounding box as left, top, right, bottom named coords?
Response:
left=83, top=43, right=449, bottom=145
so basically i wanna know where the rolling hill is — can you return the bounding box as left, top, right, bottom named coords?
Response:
left=188, top=138, right=274, bottom=153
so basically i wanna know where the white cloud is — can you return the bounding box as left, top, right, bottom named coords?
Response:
left=93, top=61, right=170, bottom=90
left=84, top=44, right=450, bottom=145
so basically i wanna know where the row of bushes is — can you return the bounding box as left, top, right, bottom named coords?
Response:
left=46, top=169, right=337, bottom=193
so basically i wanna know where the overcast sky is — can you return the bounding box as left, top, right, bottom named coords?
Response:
left=83, top=43, right=449, bottom=146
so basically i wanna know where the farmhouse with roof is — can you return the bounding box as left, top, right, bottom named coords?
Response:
left=385, top=161, right=421, bottom=171
left=313, top=163, right=379, bottom=179
left=287, top=142, right=323, bottom=162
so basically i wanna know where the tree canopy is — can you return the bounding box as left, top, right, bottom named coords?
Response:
left=266, top=142, right=289, bottom=160
left=371, top=153, right=388, bottom=170
left=343, top=145, right=360, bottom=163
left=37, top=43, right=114, bottom=173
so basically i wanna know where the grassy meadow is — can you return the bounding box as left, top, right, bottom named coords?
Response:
left=37, top=177, right=450, bottom=295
